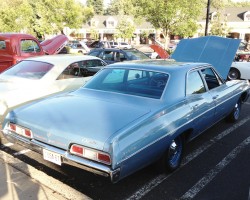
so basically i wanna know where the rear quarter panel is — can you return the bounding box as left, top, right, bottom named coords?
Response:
left=111, top=100, right=193, bottom=179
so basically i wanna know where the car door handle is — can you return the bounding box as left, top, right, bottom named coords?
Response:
left=213, top=95, right=219, bottom=99
left=192, top=104, right=199, bottom=110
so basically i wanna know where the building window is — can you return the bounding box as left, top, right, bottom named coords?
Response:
left=244, top=12, right=250, bottom=21
left=91, top=20, right=97, bottom=27
left=107, top=20, right=115, bottom=28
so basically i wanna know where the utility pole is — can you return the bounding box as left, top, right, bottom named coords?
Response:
left=205, top=0, right=211, bottom=36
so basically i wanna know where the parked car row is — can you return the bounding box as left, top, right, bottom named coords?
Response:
left=87, top=48, right=150, bottom=64
left=1, top=36, right=249, bottom=183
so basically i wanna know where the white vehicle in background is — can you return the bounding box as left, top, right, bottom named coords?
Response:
left=228, top=61, right=250, bottom=80
left=109, top=41, right=132, bottom=49
left=68, top=41, right=90, bottom=54
left=0, top=55, right=106, bottom=123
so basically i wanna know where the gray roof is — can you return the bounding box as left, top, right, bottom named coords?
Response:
left=201, top=7, right=250, bottom=22
left=82, top=15, right=154, bottom=29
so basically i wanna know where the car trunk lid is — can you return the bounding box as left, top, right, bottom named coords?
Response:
left=13, top=93, right=151, bottom=151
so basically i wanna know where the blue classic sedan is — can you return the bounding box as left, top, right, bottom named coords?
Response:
left=2, top=36, right=250, bottom=183
left=2, top=59, right=249, bottom=182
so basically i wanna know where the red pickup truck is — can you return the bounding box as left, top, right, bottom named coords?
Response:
left=0, top=33, right=68, bottom=72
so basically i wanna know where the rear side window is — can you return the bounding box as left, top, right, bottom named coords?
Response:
left=89, top=50, right=100, bottom=57
left=21, top=39, right=41, bottom=53
left=2, top=60, right=53, bottom=79
left=0, top=40, right=6, bottom=49
left=187, top=71, right=206, bottom=95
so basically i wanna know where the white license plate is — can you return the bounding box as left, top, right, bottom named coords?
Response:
left=43, top=149, right=61, bottom=166
left=16, top=126, right=24, bottom=136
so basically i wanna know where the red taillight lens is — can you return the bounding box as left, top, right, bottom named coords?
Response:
left=9, top=123, right=33, bottom=139
left=98, top=153, right=111, bottom=164
left=9, top=123, right=16, bottom=131
left=71, top=144, right=84, bottom=156
left=70, top=144, right=111, bottom=165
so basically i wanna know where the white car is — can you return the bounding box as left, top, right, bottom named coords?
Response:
left=228, top=61, right=250, bottom=80
left=0, top=54, right=107, bottom=123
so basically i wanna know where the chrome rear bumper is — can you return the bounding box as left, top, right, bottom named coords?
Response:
left=1, top=129, right=120, bottom=183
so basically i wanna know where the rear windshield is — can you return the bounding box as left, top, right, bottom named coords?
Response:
left=124, top=49, right=149, bottom=60
left=0, top=40, right=6, bottom=50
left=85, top=68, right=168, bottom=99
left=2, top=60, right=53, bottom=79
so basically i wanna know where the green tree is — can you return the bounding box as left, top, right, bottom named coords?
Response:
left=87, top=0, right=104, bottom=15
left=209, top=0, right=230, bottom=36
left=90, top=28, right=99, bottom=40
left=115, top=19, right=135, bottom=41
left=28, top=0, right=94, bottom=38
left=105, top=0, right=136, bottom=15
left=0, top=0, right=33, bottom=32
left=133, top=0, right=203, bottom=48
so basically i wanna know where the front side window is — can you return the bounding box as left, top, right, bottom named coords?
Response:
left=21, top=39, right=41, bottom=53
left=2, top=60, right=53, bottom=79
left=85, top=68, right=169, bottom=99
left=187, top=71, right=206, bottom=95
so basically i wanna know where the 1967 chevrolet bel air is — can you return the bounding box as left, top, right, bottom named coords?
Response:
left=1, top=36, right=250, bottom=183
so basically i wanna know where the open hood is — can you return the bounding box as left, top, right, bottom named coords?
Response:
left=171, top=36, right=240, bottom=80
left=40, top=35, right=68, bottom=55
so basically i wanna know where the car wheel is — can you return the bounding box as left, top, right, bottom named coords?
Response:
left=226, top=99, right=242, bottom=123
left=227, top=68, right=240, bottom=80
left=157, top=136, right=184, bottom=172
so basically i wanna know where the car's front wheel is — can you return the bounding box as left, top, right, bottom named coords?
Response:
left=226, top=99, right=242, bottom=122
left=158, top=136, right=184, bottom=172
left=227, top=68, right=240, bottom=80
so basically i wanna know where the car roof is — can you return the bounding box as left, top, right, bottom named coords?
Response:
left=90, top=48, right=137, bottom=51
left=24, top=54, right=103, bottom=65
left=107, top=59, right=208, bottom=73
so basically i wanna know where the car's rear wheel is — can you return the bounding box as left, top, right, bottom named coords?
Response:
left=226, top=99, right=242, bottom=122
left=157, top=136, right=184, bottom=172
left=226, top=99, right=241, bottom=122
left=227, top=68, right=240, bottom=80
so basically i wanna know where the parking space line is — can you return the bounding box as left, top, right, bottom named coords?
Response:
left=13, top=149, right=31, bottom=156
left=0, top=142, right=14, bottom=147
left=181, top=136, right=250, bottom=199
left=125, top=116, right=250, bottom=200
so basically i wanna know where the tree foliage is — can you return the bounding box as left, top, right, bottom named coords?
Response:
left=209, top=0, right=230, bottom=37
left=133, top=0, right=203, bottom=47
left=0, top=0, right=33, bottom=32
left=115, top=19, right=135, bottom=40
left=0, top=0, right=94, bottom=38
left=87, top=0, right=104, bottom=15
left=105, top=0, right=136, bottom=15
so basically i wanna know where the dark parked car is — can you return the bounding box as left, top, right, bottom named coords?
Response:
left=87, top=48, right=150, bottom=64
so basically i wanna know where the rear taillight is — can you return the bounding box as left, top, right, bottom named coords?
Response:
left=70, top=144, right=111, bottom=165
left=9, top=123, right=33, bottom=139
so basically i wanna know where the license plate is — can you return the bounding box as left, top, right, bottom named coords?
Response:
left=16, top=126, right=25, bottom=136
left=43, top=149, right=61, bottom=166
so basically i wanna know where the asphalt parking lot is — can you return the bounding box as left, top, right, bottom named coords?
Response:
left=0, top=98, right=250, bottom=200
